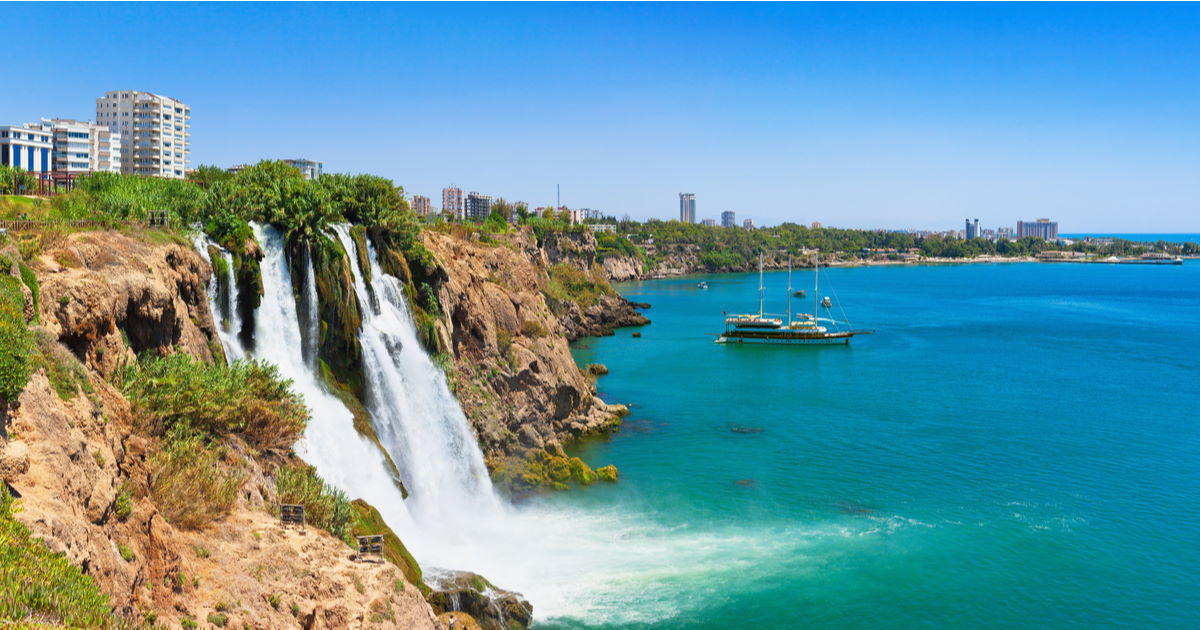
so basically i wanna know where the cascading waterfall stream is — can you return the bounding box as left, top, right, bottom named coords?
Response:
left=193, top=234, right=245, bottom=362
left=197, top=224, right=865, bottom=626
left=228, top=225, right=415, bottom=534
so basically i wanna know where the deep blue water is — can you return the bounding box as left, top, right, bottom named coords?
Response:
left=540, top=261, right=1199, bottom=629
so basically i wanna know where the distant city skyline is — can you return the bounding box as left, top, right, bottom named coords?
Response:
left=3, top=3, right=1198, bottom=231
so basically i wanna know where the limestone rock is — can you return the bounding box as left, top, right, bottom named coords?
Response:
left=0, top=439, right=29, bottom=480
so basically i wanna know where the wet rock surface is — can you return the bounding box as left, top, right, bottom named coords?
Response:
left=427, top=570, right=533, bottom=630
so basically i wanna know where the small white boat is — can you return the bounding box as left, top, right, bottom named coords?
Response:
left=697, top=281, right=709, bottom=289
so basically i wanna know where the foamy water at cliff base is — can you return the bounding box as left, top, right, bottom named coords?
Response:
left=199, top=225, right=823, bottom=627
left=200, top=230, right=1199, bottom=628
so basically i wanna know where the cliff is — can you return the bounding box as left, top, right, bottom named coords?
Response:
left=1, top=230, right=441, bottom=629
left=416, top=228, right=639, bottom=493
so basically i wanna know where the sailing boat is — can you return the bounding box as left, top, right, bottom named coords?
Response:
left=716, top=253, right=872, bottom=345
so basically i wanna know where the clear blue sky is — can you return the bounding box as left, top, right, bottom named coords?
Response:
left=5, top=2, right=1199, bottom=231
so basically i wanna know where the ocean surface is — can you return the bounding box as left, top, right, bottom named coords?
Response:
left=1061, top=232, right=1200, bottom=244
left=533, top=261, right=1199, bottom=629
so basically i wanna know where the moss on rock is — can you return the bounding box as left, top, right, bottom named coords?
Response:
left=308, top=233, right=364, bottom=396
left=490, top=448, right=618, bottom=497
left=349, top=499, right=428, bottom=595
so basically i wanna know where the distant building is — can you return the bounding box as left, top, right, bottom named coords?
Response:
left=701, top=218, right=717, bottom=227
left=965, top=218, right=981, bottom=239
left=1017, top=218, right=1058, bottom=240
left=411, top=194, right=431, bottom=217
left=465, top=191, right=493, bottom=221
left=721, top=210, right=736, bottom=227
left=811, top=221, right=822, bottom=229
left=283, top=158, right=323, bottom=180
left=743, top=218, right=755, bottom=229
left=679, top=193, right=696, bottom=223
left=568, top=208, right=585, bottom=224
left=582, top=208, right=605, bottom=220
left=95, top=90, right=190, bottom=178
left=32, top=118, right=122, bottom=173
left=0, top=125, right=52, bottom=171
left=442, top=186, right=464, bottom=219
left=590, top=224, right=616, bottom=233
left=998, top=226, right=1014, bottom=239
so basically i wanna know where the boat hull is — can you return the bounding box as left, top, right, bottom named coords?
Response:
left=715, top=330, right=863, bottom=345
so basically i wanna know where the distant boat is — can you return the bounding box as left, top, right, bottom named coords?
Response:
left=716, top=254, right=872, bottom=346
left=793, top=290, right=806, bottom=298
left=697, top=281, right=708, bottom=289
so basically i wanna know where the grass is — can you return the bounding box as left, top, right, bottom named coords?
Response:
left=207, top=612, right=228, bottom=627
left=149, top=425, right=246, bottom=530
left=118, top=543, right=134, bottom=562
left=117, top=353, right=308, bottom=450
left=274, top=464, right=353, bottom=542
left=17, top=263, right=38, bottom=323
left=0, top=487, right=118, bottom=627
left=114, top=486, right=133, bottom=522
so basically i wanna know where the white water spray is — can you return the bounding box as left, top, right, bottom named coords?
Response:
left=193, top=234, right=244, bottom=362
left=196, top=224, right=894, bottom=625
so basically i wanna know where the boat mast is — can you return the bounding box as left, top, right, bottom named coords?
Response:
left=757, top=252, right=764, bottom=318
left=786, top=254, right=792, bottom=325
left=812, top=252, right=819, bottom=319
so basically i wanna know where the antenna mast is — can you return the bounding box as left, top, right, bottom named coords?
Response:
left=787, top=253, right=792, bottom=325
left=758, top=253, right=764, bottom=319
left=813, top=252, right=820, bottom=319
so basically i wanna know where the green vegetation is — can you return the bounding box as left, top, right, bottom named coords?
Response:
left=0, top=276, right=32, bottom=406
left=542, top=263, right=615, bottom=310
left=0, top=165, right=37, bottom=195
left=114, top=487, right=133, bottom=522
left=117, top=353, right=308, bottom=450
left=491, top=449, right=619, bottom=496
left=30, top=328, right=93, bottom=400
left=207, top=612, right=228, bottom=627
left=275, top=464, right=353, bottom=542
left=149, top=425, right=247, bottom=530
left=17, top=263, right=38, bottom=323
left=118, top=543, right=134, bottom=562
left=180, top=615, right=198, bottom=629
left=0, top=487, right=118, bottom=627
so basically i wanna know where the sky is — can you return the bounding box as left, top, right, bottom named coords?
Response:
left=4, top=2, right=1199, bottom=231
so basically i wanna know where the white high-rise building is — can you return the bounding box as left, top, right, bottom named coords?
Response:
left=33, top=119, right=121, bottom=173
left=442, top=186, right=464, bottom=219
left=679, top=192, right=696, bottom=223
left=95, top=91, right=191, bottom=178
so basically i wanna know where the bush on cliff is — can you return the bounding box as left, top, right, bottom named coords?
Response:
left=0, top=276, right=32, bottom=406
left=150, top=425, right=247, bottom=530
left=117, top=353, right=308, bottom=450
left=0, top=487, right=118, bottom=627
left=275, top=464, right=353, bottom=542
left=543, top=263, right=615, bottom=309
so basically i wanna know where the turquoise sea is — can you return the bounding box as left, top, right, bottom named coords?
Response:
left=542, top=261, right=1199, bottom=629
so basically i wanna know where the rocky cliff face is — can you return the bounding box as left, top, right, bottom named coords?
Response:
left=419, top=230, right=632, bottom=472
left=35, top=232, right=220, bottom=377
left=1, top=230, right=441, bottom=628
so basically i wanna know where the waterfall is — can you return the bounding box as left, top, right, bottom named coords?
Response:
left=193, top=234, right=244, bottom=362
left=196, top=223, right=786, bottom=625
left=330, top=225, right=503, bottom=527
left=224, top=225, right=414, bottom=533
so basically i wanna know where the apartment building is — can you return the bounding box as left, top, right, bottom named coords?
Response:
left=1017, top=218, right=1058, bottom=240
left=442, top=186, right=464, bottom=218
left=721, top=210, right=736, bottom=227
left=95, top=91, right=191, bottom=178
left=34, top=118, right=121, bottom=173
left=465, top=192, right=493, bottom=221
left=411, top=194, right=431, bottom=217
left=0, top=125, right=52, bottom=171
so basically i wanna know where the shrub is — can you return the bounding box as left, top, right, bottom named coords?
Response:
left=194, top=546, right=210, bottom=559
left=27, top=328, right=93, bottom=400
left=17, top=263, right=37, bottom=323
left=275, top=464, right=353, bottom=542
left=114, top=486, right=133, bottom=521
left=207, top=612, right=228, bottom=627
left=117, top=353, right=308, bottom=450
left=118, top=543, right=134, bottom=562
left=149, top=425, right=246, bottom=530
left=180, top=616, right=197, bottom=629
left=521, top=319, right=548, bottom=338
left=543, top=263, right=614, bottom=307
left=0, top=487, right=117, bottom=626
left=0, top=276, right=32, bottom=405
